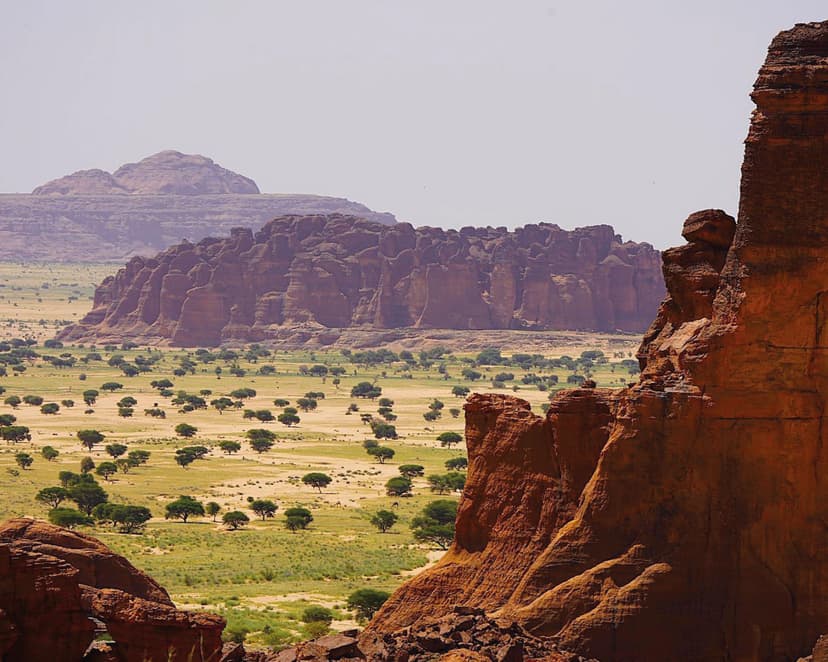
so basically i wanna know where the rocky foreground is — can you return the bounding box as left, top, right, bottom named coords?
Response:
left=58, top=216, right=663, bottom=346
left=0, top=151, right=395, bottom=262
left=363, top=20, right=828, bottom=662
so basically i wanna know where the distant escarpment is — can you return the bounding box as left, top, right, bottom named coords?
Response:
left=0, top=151, right=395, bottom=262
left=57, top=215, right=663, bottom=346
left=363, top=21, right=828, bottom=662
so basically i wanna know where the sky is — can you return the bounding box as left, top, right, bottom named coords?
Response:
left=1, top=1, right=826, bottom=249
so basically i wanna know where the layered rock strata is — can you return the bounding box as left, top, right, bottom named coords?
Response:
left=0, top=150, right=395, bottom=261
left=58, top=215, right=663, bottom=346
left=365, top=21, right=828, bottom=662
left=0, top=518, right=223, bottom=662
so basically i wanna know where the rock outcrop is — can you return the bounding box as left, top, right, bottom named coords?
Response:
left=57, top=215, right=663, bottom=346
left=365, top=21, right=828, bottom=662
left=0, top=518, right=224, bottom=661
left=0, top=151, right=395, bottom=262
left=34, top=150, right=260, bottom=195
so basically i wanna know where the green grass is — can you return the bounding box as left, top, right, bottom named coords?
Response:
left=0, top=262, right=643, bottom=647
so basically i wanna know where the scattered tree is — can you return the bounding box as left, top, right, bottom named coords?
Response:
left=437, top=432, right=463, bottom=448
left=385, top=476, right=413, bottom=497
left=48, top=508, right=93, bottom=529
left=250, top=499, right=278, bottom=520
left=14, top=452, right=33, bottom=470
left=95, top=461, right=118, bottom=481
left=411, top=500, right=457, bottom=549
left=367, top=446, right=395, bottom=464
left=105, top=443, right=128, bottom=459
left=165, top=495, right=205, bottom=522
left=206, top=501, right=221, bottom=521
left=77, top=429, right=104, bottom=451
left=218, top=440, right=242, bottom=454
left=371, top=509, right=399, bottom=533
left=302, top=472, right=332, bottom=493
left=223, top=511, right=250, bottom=530
left=445, top=457, right=468, bottom=471
left=80, top=456, right=96, bottom=474
left=174, top=423, right=198, bottom=438
left=347, top=589, right=390, bottom=620
left=399, top=464, right=425, bottom=478
left=36, top=486, right=69, bottom=509
left=41, top=446, right=59, bottom=461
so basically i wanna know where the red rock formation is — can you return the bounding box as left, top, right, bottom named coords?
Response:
left=0, top=518, right=224, bottom=662
left=58, top=216, right=663, bottom=346
left=366, top=21, right=828, bottom=661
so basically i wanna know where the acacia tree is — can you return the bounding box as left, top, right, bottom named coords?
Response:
left=223, top=511, right=249, bottom=530
left=164, top=496, right=204, bottom=522
left=77, top=429, right=104, bottom=451
left=250, top=499, right=278, bottom=521
left=36, top=486, right=69, bottom=509
left=302, top=473, right=332, bottom=493
left=371, top=510, right=398, bottom=533
left=96, top=462, right=118, bottom=481
left=206, top=502, right=221, bottom=521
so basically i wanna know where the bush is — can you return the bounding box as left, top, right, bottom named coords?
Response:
left=301, top=605, right=333, bottom=624
left=385, top=476, right=412, bottom=497
left=347, top=589, right=390, bottom=620
left=48, top=508, right=93, bottom=529
left=223, top=511, right=250, bottom=530
left=371, top=509, right=399, bottom=533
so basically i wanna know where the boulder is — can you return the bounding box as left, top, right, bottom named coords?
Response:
left=0, top=518, right=224, bottom=662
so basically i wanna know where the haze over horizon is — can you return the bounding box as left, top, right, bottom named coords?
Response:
left=2, top=1, right=825, bottom=249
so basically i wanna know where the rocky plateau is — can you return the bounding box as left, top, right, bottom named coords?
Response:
left=57, top=215, right=663, bottom=346
left=0, top=151, right=395, bottom=262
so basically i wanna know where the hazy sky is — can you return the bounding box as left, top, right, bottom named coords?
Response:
left=2, top=1, right=825, bottom=248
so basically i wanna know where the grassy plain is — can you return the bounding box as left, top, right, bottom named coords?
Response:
left=0, top=262, right=641, bottom=647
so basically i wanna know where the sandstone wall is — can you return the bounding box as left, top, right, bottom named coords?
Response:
left=57, top=216, right=663, bottom=345
left=365, top=21, right=828, bottom=662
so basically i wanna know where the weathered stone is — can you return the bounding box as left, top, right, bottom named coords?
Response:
left=0, top=518, right=224, bottom=662
left=59, top=215, right=663, bottom=346
left=365, top=21, right=828, bottom=662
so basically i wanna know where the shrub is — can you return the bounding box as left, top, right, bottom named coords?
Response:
left=347, top=589, right=390, bottom=620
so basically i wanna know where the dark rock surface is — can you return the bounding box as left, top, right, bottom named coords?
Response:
left=57, top=215, right=663, bottom=345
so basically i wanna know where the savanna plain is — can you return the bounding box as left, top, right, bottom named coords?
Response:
left=0, top=261, right=641, bottom=649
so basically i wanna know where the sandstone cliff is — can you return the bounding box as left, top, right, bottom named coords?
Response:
left=364, top=21, right=828, bottom=662
left=0, top=151, right=395, bottom=262
left=57, top=216, right=663, bottom=346
left=0, top=518, right=223, bottom=661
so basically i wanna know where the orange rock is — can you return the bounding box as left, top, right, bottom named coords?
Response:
left=367, top=21, right=828, bottom=662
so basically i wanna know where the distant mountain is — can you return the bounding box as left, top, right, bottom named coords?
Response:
left=0, top=151, right=395, bottom=262
left=33, top=151, right=260, bottom=196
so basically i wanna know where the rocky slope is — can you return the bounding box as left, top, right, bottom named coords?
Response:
left=0, top=151, right=395, bottom=262
left=0, top=518, right=223, bottom=661
left=363, top=20, right=828, bottom=662
left=57, top=216, right=663, bottom=346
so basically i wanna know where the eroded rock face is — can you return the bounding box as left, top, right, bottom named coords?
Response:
left=58, top=216, right=663, bottom=345
left=0, top=518, right=224, bottom=662
left=366, top=21, right=828, bottom=661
